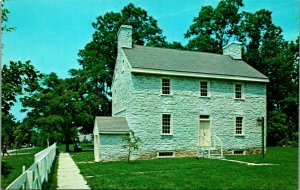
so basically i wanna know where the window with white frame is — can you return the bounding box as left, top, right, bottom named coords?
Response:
left=158, top=151, right=174, bottom=158
left=162, top=78, right=171, bottom=95
left=235, top=117, right=243, bottom=135
left=162, top=114, right=172, bottom=134
left=235, top=84, right=243, bottom=99
left=200, top=81, right=209, bottom=97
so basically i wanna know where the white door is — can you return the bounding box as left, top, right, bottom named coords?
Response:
left=199, top=120, right=211, bottom=147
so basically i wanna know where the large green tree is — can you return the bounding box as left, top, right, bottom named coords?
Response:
left=21, top=73, right=93, bottom=151
left=1, top=61, right=40, bottom=145
left=185, top=0, right=299, bottom=146
left=185, top=0, right=243, bottom=53
left=70, top=3, right=167, bottom=133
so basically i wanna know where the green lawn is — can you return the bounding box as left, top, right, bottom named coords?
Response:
left=70, top=146, right=298, bottom=190
left=1, top=147, right=44, bottom=189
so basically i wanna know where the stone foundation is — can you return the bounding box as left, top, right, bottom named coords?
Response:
left=224, top=148, right=262, bottom=155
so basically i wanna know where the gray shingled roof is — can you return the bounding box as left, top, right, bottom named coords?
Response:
left=95, top=117, right=130, bottom=134
left=123, top=45, right=268, bottom=80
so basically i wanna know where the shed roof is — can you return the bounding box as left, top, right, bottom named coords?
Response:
left=95, top=117, right=130, bottom=134
left=123, top=45, right=268, bottom=82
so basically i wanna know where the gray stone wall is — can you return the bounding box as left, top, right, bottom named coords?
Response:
left=223, top=42, right=242, bottom=59
left=117, top=25, right=132, bottom=49
left=99, top=134, right=129, bottom=161
left=125, top=74, right=266, bottom=157
left=112, top=50, right=133, bottom=117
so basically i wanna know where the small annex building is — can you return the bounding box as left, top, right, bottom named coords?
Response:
left=93, top=25, right=268, bottom=162
left=93, top=117, right=130, bottom=162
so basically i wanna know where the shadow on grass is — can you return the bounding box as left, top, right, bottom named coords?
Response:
left=42, top=155, right=59, bottom=190
left=1, top=162, right=12, bottom=178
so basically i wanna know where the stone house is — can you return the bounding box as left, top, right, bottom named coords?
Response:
left=93, top=25, right=268, bottom=162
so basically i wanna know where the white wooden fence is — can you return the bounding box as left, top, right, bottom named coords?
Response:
left=6, top=143, right=57, bottom=190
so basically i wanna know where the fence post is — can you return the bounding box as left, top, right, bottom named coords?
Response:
left=44, top=158, right=48, bottom=182
left=22, top=166, right=26, bottom=190
left=26, top=170, right=33, bottom=189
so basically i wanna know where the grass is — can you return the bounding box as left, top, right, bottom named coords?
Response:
left=1, top=147, right=44, bottom=189
left=226, top=147, right=298, bottom=164
left=70, top=146, right=298, bottom=190
left=42, top=155, right=59, bottom=190
left=42, top=142, right=94, bottom=189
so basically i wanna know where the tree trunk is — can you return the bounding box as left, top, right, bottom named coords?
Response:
left=128, top=149, right=131, bottom=163
left=66, top=140, right=70, bottom=152
left=65, top=128, right=70, bottom=152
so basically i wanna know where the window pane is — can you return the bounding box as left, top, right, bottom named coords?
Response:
left=200, top=115, right=210, bottom=119
left=162, top=114, right=171, bottom=134
left=235, top=84, right=242, bottom=98
left=162, top=79, right=170, bottom=95
left=200, top=81, right=208, bottom=96
left=236, top=117, right=243, bottom=134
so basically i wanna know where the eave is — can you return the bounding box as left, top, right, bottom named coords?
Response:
left=131, top=68, right=269, bottom=83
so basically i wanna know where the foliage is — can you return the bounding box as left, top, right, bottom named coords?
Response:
left=72, top=147, right=297, bottom=190
left=121, top=130, right=141, bottom=162
left=1, top=162, right=12, bottom=178
left=13, top=124, right=30, bottom=152
left=1, top=0, right=15, bottom=32
left=185, top=0, right=243, bottom=53
left=1, top=61, right=40, bottom=146
left=21, top=73, right=86, bottom=151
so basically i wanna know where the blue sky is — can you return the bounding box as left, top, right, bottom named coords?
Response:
left=3, top=0, right=299, bottom=120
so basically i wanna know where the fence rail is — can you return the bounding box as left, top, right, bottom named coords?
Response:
left=6, top=143, right=57, bottom=190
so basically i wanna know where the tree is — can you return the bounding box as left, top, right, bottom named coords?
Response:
left=185, top=0, right=243, bottom=53
left=1, top=0, right=15, bottom=32
left=121, top=130, right=141, bottom=163
left=70, top=3, right=167, bottom=134
left=21, top=73, right=92, bottom=151
left=241, top=11, right=299, bottom=146
left=1, top=61, right=40, bottom=146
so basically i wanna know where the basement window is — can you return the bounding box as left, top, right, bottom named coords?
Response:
left=199, top=115, right=210, bottom=120
left=158, top=152, right=175, bottom=158
left=233, top=150, right=245, bottom=155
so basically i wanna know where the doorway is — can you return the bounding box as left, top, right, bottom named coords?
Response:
left=199, top=115, right=211, bottom=147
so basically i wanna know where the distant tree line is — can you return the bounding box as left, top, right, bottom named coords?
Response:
left=2, top=0, right=298, bottom=151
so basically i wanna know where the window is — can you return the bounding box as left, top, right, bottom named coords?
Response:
left=233, top=150, right=245, bottom=155
left=158, top=152, right=174, bottom=158
left=199, top=115, right=210, bottom=120
left=200, top=81, right=209, bottom=97
left=235, top=117, right=243, bottom=135
left=235, top=84, right=243, bottom=99
left=162, top=114, right=172, bottom=134
left=161, top=78, right=171, bottom=95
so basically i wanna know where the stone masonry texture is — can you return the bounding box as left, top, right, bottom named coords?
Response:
left=223, top=42, right=242, bottom=59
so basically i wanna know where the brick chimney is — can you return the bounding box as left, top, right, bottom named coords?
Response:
left=117, top=25, right=132, bottom=49
left=222, top=41, right=242, bottom=60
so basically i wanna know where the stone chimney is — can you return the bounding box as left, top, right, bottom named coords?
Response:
left=117, top=25, right=132, bottom=49
left=222, top=41, right=242, bottom=60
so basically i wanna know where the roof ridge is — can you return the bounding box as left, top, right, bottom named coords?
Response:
left=131, top=44, right=226, bottom=57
